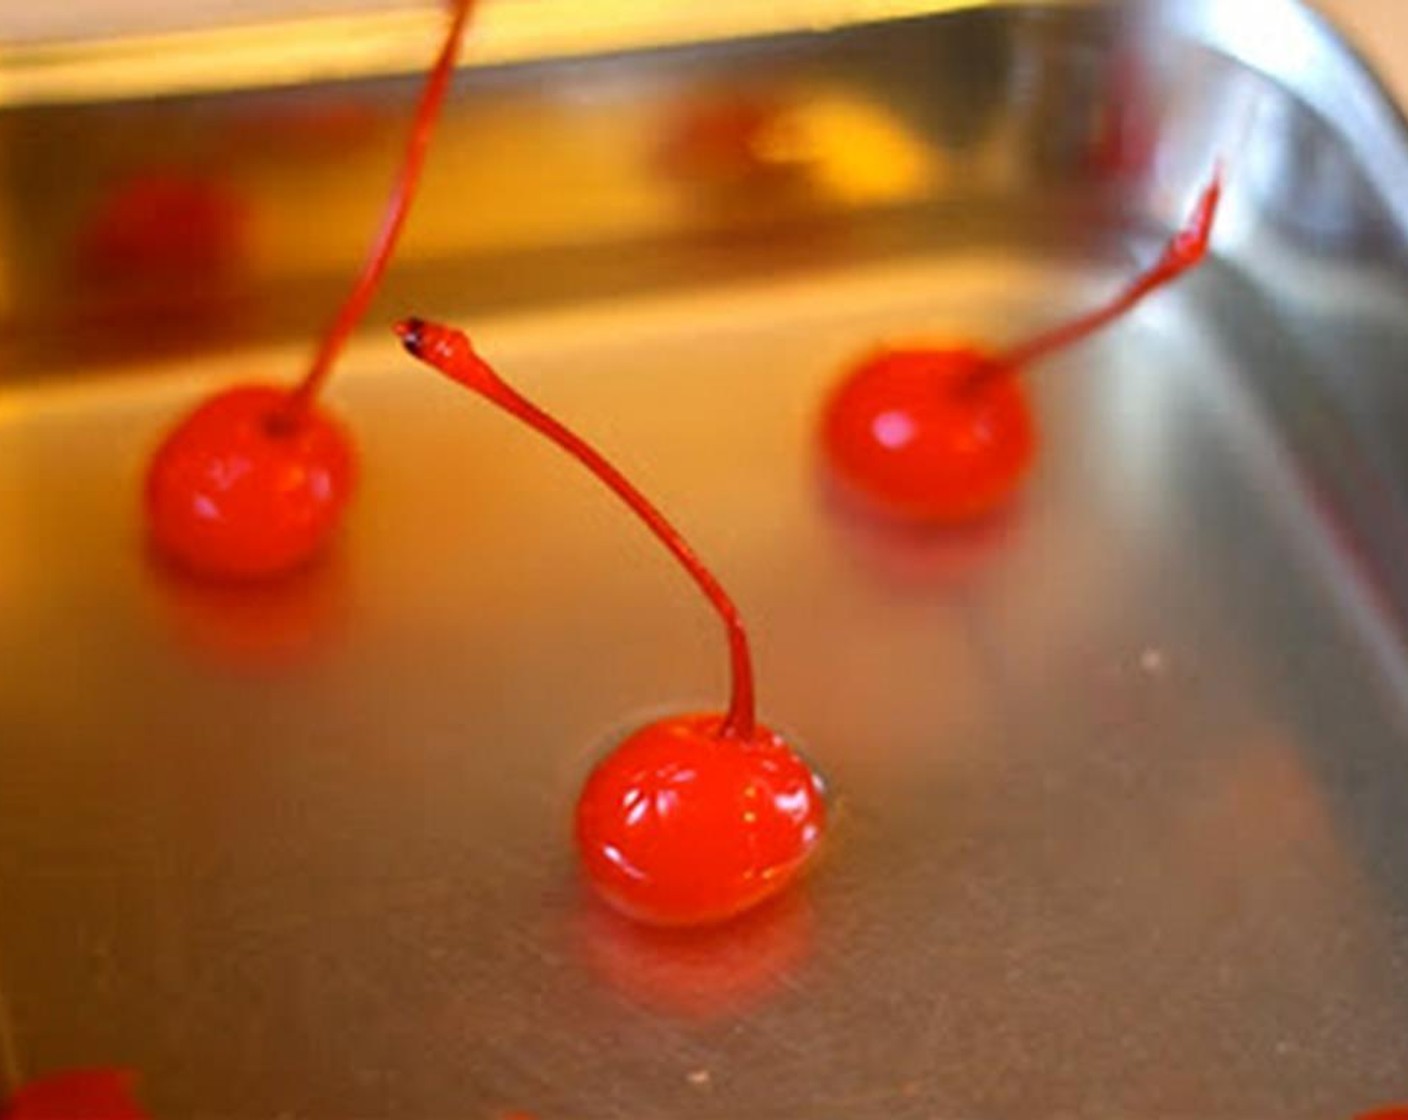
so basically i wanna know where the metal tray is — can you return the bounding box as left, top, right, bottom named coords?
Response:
left=3, top=1, right=1408, bottom=1116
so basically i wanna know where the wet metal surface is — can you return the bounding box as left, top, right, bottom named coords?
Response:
left=2, top=2, right=1408, bottom=1117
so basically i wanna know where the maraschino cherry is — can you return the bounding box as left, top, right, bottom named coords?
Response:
left=396, top=318, right=827, bottom=927
left=821, top=170, right=1222, bottom=524
left=1, top=1070, right=150, bottom=1120
left=144, top=0, right=477, bottom=580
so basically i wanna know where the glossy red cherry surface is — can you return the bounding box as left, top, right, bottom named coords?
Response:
left=821, top=346, right=1036, bottom=524
left=1355, top=1109, right=1408, bottom=1120
left=397, top=318, right=829, bottom=928
left=576, top=714, right=826, bottom=927
left=145, top=385, right=354, bottom=580
left=821, top=171, right=1221, bottom=526
left=2, top=1070, right=150, bottom=1120
left=142, top=0, right=476, bottom=582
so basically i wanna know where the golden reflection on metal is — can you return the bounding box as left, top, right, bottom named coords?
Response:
left=0, top=0, right=1069, bottom=107
left=0, top=946, right=21, bottom=1096
left=242, top=84, right=936, bottom=274
left=0, top=119, right=12, bottom=321
left=797, top=92, right=939, bottom=203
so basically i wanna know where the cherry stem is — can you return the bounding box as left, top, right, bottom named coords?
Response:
left=395, top=317, right=758, bottom=741
left=990, top=168, right=1222, bottom=374
left=280, top=0, right=477, bottom=423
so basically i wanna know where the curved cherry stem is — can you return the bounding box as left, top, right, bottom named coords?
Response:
left=989, top=168, right=1222, bottom=375
left=280, top=0, right=478, bottom=424
left=395, top=317, right=758, bottom=741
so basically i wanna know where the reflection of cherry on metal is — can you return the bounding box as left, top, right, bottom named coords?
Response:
left=145, top=540, right=349, bottom=670
left=79, top=173, right=248, bottom=287
left=1, top=1070, right=150, bottom=1120
left=74, top=172, right=250, bottom=343
left=1089, top=50, right=1158, bottom=179
left=397, top=317, right=827, bottom=928
left=658, top=93, right=812, bottom=191
left=576, top=891, right=814, bottom=1020
left=819, top=466, right=1021, bottom=589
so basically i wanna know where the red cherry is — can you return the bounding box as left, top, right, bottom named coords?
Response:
left=821, top=347, right=1035, bottom=524
left=576, top=714, right=825, bottom=926
left=145, top=385, right=354, bottom=580
left=821, top=170, right=1222, bottom=525
left=143, top=0, right=477, bottom=581
left=2, top=1070, right=150, bottom=1120
left=1355, top=1110, right=1408, bottom=1120
left=397, top=318, right=828, bottom=927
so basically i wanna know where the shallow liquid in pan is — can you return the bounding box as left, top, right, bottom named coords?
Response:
left=3, top=1, right=1408, bottom=1117
left=3, top=246, right=1408, bottom=1117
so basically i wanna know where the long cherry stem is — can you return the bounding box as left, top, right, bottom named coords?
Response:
left=282, top=0, right=477, bottom=421
left=395, top=317, right=758, bottom=741
left=990, top=169, right=1222, bottom=374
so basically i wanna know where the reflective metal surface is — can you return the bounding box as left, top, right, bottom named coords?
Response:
left=4, top=1, right=1408, bottom=1117
left=0, top=0, right=1048, bottom=106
